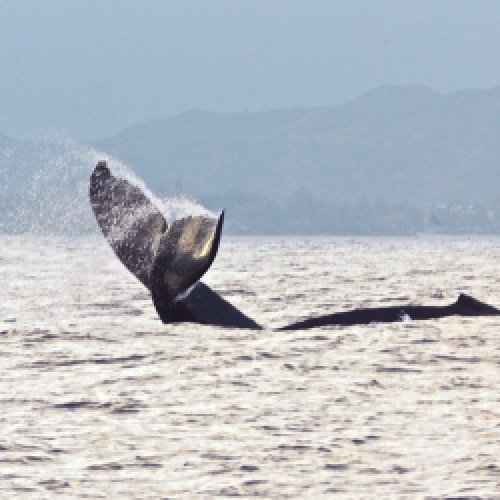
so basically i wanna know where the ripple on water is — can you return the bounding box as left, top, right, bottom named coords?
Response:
left=1, top=235, right=500, bottom=496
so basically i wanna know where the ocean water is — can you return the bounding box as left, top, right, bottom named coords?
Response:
left=0, top=235, right=499, bottom=497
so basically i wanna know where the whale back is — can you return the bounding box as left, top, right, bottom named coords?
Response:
left=453, top=293, right=500, bottom=315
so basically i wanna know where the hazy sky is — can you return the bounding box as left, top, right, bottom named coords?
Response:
left=1, top=0, right=500, bottom=140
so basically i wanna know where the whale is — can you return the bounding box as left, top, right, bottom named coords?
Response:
left=278, top=293, right=499, bottom=330
left=90, top=161, right=260, bottom=329
left=90, top=161, right=500, bottom=330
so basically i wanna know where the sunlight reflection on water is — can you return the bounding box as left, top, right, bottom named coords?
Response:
left=0, top=235, right=499, bottom=497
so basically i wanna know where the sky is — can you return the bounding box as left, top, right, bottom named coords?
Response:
left=1, top=0, right=500, bottom=140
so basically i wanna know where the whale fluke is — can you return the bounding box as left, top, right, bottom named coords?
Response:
left=90, top=161, right=234, bottom=322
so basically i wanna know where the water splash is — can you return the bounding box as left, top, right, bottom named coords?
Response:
left=110, top=161, right=214, bottom=222
left=0, top=138, right=213, bottom=236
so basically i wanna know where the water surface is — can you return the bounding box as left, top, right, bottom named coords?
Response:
left=1, top=236, right=499, bottom=497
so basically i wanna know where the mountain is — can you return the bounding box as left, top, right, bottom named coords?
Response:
left=97, top=85, right=500, bottom=205
left=2, top=85, right=500, bottom=235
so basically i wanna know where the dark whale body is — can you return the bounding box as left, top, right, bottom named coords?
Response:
left=279, top=293, right=499, bottom=330
left=90, top=162, right=500, bottom=330
left=90, top=161, right=259, bottom=329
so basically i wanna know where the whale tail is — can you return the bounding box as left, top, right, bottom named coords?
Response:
left=90, top=161, right=235, bottom=323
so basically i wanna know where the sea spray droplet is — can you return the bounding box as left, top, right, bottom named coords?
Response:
left=0, top=138, right=213, bottom=235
